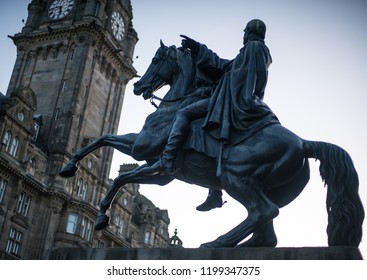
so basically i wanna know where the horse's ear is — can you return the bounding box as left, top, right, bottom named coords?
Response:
left=160, top=39, right=166, bottom=48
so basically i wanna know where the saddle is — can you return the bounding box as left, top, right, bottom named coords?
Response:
left=183, top=116, right=279, bottom=161
left=183, top=118, right=230, bottom=159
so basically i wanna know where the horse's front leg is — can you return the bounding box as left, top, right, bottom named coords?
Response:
left=95, top=166, right=174, bottom=231
left=59, top=133, right=137, bottom=178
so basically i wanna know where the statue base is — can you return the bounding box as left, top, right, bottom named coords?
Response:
left=49, top=246, right=363, bottom=260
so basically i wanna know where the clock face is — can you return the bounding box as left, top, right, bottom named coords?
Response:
left=48, top=0, right=75, bottom=20
left=110, top=11, right=125, bottom=41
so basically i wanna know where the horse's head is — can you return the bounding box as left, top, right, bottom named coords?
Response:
left=134, top=40, right=193, bottom=100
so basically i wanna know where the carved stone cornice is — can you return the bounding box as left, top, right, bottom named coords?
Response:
left=11, top=23, right=137, bottom=80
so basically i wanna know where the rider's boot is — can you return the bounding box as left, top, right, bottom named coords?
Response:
left=196, top=189, right=224, bottom=211
left=140, top=116, right=189, bottom=176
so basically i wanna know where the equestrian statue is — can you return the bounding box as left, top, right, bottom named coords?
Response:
left=60, top=19, right=364, bottom=248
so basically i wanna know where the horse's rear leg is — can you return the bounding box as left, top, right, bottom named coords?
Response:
left=59, top=133, right=136, bottom=177
left=200, top=182, right=279, bottom=248
left=236, top=221, right=277, bottom=247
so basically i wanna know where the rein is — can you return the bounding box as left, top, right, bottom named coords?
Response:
left=149, top=87, right=208, bottom=109
left=149, top=94, right=185, bottom=108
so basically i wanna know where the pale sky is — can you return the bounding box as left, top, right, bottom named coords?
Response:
left=1, top=0, right=366, bottom=258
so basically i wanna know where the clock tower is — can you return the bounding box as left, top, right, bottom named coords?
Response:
left=0, top=1, right=173, bottom=259
left=7, top=0, right=138, bottom=183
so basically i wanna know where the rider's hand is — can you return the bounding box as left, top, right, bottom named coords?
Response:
left=180, top=35, right=199, bottom=55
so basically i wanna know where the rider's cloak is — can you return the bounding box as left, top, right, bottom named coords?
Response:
left=195, top=37, right=280, bottom=145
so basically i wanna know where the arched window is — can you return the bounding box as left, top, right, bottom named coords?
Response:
left=9, top=137, right=19, bottom=156
left=118, top=218, right=124, bottom=235
left=2, top=131, right=11, bottom=151
left=82, top=182, right=88, bottom=200
left=76, top=178, right=83, bottom=196
left=76, top=179, right=88, bottom=200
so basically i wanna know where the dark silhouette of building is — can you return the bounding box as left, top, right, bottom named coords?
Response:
left=0, top=0, right=170, bottom=260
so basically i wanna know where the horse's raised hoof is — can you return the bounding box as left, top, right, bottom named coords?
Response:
left=59, top=161, right=78, bottom=178
left=94, top=214, right=109, bottom=231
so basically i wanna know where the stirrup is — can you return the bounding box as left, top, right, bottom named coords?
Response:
left=140, top=157, right=175, bottom=176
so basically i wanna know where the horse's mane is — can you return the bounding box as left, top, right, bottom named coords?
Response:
left=155, top=45, right=196, bottom=110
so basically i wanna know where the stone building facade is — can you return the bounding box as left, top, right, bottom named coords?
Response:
left=0, top=0, right=171, bottom=260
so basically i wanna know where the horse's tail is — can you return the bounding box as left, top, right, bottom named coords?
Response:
left=303, top=140, right=364, bottom=246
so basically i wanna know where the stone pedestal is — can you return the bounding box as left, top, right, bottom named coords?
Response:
left=49, top=246, right=363, bottom=260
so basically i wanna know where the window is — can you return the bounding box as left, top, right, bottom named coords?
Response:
left=80, top=217, right=93, bottom=241
left=69, top=48, right=74, bottom=60
left=6, top=228, right=23, bottom=256
left=34, top=122, right=40, bottom=141
left=94, top=1, right=100, bottom=16
left=16, top=192, right=31, bottom=217
left=2, top=131, right=11, bottom=151
left=83, top=86, right=89, bottom=97
left=54, top=108, right=60, bottom=121
left=77, top=114, right=82, bottom=128
left=144, top=231, right=151, bottom=245
left=115, top=215, right=124, bottom=235
left=80, top=217, right=87, bottom=238
left=123, top=197, right=128, bottom=206
left=61, top=79, right=67, bottom=92
left=86, top=221, right=93, bottom=241
left=2, top=130, right=19, bottom=157
left=25, top=55, right=31, bottom=67
left=66, top=213, right=78, bottom=234
left=29, top=158, right=36, bottom=167
left=76, top=179, right=87, bottom=200
left=76, top=178, right=82, bottom=195
left=0, top=178, right=8, bottom=202
left=33, top=114, right=42, bottom=142
left=9, top=136, right=19, bottom=156
left=82, top=182, right=88, bottom=200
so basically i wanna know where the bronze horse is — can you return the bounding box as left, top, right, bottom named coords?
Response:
left=60, top=42, right=364, bottom=248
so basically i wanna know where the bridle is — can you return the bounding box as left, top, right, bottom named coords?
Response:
left=147, top=46, right=186, bottom=108
left=149, top=93, right=184, bottom=109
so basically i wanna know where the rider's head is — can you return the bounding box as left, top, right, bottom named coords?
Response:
left=243, top=19, right=266, bottom=44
